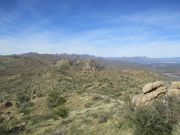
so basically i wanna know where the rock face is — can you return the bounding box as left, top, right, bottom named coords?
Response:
left=132, top=81, right=180, bottom=106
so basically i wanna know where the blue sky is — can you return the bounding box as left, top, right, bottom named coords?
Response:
left=0, top=0, right=180, bottom=57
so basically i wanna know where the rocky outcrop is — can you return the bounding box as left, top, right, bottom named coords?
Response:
left=83, top=60, right=104, bottom=71
left=132, top=81, right=180, bottom=106
left=65, top=59, right=104, bottom=71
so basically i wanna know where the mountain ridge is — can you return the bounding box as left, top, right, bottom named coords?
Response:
left=9, top=52, right=180, bottom=64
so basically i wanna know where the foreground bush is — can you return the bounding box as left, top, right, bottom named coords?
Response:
left=126, top=96, right=179, bottom=135
left=47, top=90, right=66, bottom=108
left=133, top=106, right=172, bottom=135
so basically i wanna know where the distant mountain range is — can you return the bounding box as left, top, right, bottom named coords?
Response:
left=13, top=52, right=180, bottom=64
left=1, top=52, right=180, bottom=80
left=108, top=57, right=180, bottom=64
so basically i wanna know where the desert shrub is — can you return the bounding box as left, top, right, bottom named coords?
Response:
left=47, top=90, right=66, bottom=108
left=54, top=105, right=68, bottom=118
left=130, top=96, right=180, bottom=135
left=56, top=59, right=70, bottom=73
left=133, top=106, right=172, bottom=135
left=16, top=94, right=34, bottom=114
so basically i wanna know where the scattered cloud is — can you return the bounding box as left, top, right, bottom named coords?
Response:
left=0, top=0, right=180, bottom=57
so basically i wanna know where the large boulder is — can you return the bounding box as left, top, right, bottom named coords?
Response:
left=141, top=86, right=167, bottom=103
left=132, top=81, right=180, bottom=107
left=142, top=81, right=165, bottom=94
left=132, top=81, right=167, bottom=106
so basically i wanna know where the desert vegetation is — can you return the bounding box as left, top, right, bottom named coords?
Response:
left=0, top=54, right=179, bottom=135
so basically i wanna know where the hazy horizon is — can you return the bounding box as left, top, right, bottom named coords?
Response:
left=0, top=0, right=180, bottom=57
left=1, top=52, right=180, bottom=59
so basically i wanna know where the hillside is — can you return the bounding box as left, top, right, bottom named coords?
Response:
left=0, top=54, right=179, bottom=135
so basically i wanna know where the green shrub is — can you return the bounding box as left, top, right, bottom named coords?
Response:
left=133, top=106, right=172, bottom=135
left=47, top=90, right=66, bottom=108
left=131, top=96, right=179, bottom=135
left=54, top=105, right=68, bottom=118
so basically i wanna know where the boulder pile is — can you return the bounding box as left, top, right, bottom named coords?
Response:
left=132, top=81, right=180, bottom=106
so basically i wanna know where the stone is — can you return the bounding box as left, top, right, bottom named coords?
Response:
left=141, top=86, right=167, bottom=103
left=132, top=84, right=167, bottom=106
left=142, top=81, right=165, bottom=94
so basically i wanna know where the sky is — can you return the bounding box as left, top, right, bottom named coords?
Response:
left=0, top=0, right=180, bottom=57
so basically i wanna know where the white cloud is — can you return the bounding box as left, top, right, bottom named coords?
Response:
left=0, top=6, right=180, bottom=57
